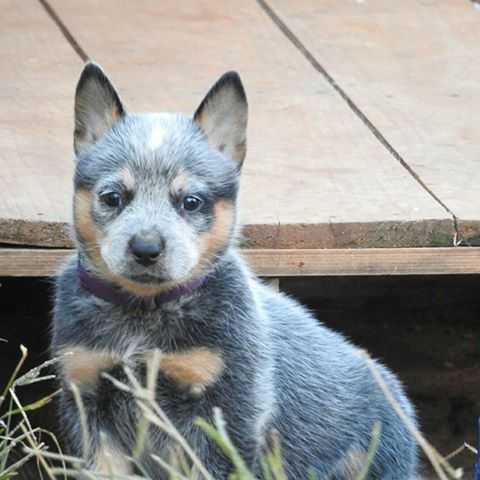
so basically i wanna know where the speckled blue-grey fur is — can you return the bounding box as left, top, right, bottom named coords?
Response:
left=52, top=63, right=418, bottom=479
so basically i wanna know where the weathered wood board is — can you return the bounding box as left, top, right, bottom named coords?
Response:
left=266, top=0, right=480, bottom=244
left=2, top=247, right=480, bottom=277
left=0, top=0, right=80, bottom=246
left=37, top=0, right=452, bottom=249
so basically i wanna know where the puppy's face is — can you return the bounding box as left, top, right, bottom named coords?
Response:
left=72, top=64, right=247, bottom=295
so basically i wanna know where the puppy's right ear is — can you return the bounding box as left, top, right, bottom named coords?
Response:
left=194, top=72, right=248, bottom=167
left=74, top=62, right=125, bottom=156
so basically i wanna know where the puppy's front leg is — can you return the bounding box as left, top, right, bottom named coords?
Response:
left=58, top=346, right=225, bottom=476
left=93, top=430, right=132, bottom=476
left=58, top=346, right=134, bottom=475
left=157, top=347, right=224, bottom=396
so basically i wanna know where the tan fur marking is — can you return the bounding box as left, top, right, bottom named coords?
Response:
left=60, top=346, right=119, bottom=386
left=95, top=433, right=132, bottom=475
left=171, top=171, right=189, bottom=194
left=339, top=448, right=368, bottom=480
left=74, top=189, right=103, bottom=267
left=74, top=189, right=96, bottom=243
left=120, top=168, right=135, bottom=191
left=160, top=348, right=224, bottom=391
left=196, top=200, right=234, bottom=273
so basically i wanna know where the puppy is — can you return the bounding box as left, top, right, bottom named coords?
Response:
left=52, top=62, right=418, bottom=479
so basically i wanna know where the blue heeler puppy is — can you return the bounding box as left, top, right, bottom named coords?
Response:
left=52, top=62, right=418, bottom=479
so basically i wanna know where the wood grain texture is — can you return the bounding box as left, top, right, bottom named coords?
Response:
left=2, top=247, right=480, bottom=277
left=266, top=0, right=480, bottom=244
left=0, top=0, right=80, bottom=246
left=41, top=0, right=453, bottom=249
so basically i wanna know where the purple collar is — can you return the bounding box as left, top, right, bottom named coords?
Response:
left=77, top=261, right=208, bottom=310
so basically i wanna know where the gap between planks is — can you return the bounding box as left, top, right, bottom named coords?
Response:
left=37, top=0, right=89, bottom=61
left=1, top=248, right=480, bottom=278
left=256, top=0, right=459, bottom=240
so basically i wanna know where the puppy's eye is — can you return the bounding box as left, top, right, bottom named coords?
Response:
left=100, top=192, right=122, bottom=208
left=182, top=195, right=203, bottom=212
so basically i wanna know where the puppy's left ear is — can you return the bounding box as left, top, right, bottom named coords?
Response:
left=194, top=72, right=248, bottom=167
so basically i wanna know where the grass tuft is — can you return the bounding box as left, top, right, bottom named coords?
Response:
left=0, top=345, right=476, bottom=479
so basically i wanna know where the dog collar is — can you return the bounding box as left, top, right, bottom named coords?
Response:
left=77, top=260, right=208, bottom=309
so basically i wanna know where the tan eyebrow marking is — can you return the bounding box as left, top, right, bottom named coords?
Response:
left=171, top=171, right=189, bottom=194
left=120, top=167, right=135, bottom=191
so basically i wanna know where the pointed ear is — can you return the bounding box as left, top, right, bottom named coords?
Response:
left=74, top=62, right=125, bottom=156
left=194, top=72, right=248, bottom=167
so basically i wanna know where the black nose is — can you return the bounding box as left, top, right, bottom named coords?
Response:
left=129, top=235, right=164, bottom=266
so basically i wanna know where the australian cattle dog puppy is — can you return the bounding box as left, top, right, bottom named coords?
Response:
left=52, top=62, right=418, bottom=479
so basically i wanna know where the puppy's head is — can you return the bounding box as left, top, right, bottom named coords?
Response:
left=72, top=63, right=247, bottom=295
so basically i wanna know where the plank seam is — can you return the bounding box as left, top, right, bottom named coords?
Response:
left=256, top=0, right=459, bottom=243
left=37, top=0, right=89, bottom=62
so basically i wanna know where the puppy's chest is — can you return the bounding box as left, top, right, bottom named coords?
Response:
left=90, top=299, right=202, bottom=351
left=61, top=301, right=224, bottom=400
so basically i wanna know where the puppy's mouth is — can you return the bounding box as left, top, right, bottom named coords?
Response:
left=128, top=273, right=169, bottom=284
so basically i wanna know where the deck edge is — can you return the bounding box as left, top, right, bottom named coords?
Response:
left=1, top=246, right=480, bottom=277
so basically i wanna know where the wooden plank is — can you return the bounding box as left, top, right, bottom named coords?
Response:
left=43, top=0, right=453, bottom=249
left=2, top=247, right=480, bottom=278
left=247, top=247, right=480, bottom=276
left=265, top=0, right=480, bottom=245
left=0, top=0, right=81, bottom=247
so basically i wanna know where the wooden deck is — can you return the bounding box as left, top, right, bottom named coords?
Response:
left=1, top=0, right=479, bottom=276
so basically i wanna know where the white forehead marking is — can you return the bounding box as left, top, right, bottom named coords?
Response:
left=148, top=124, right=167, bottom=150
